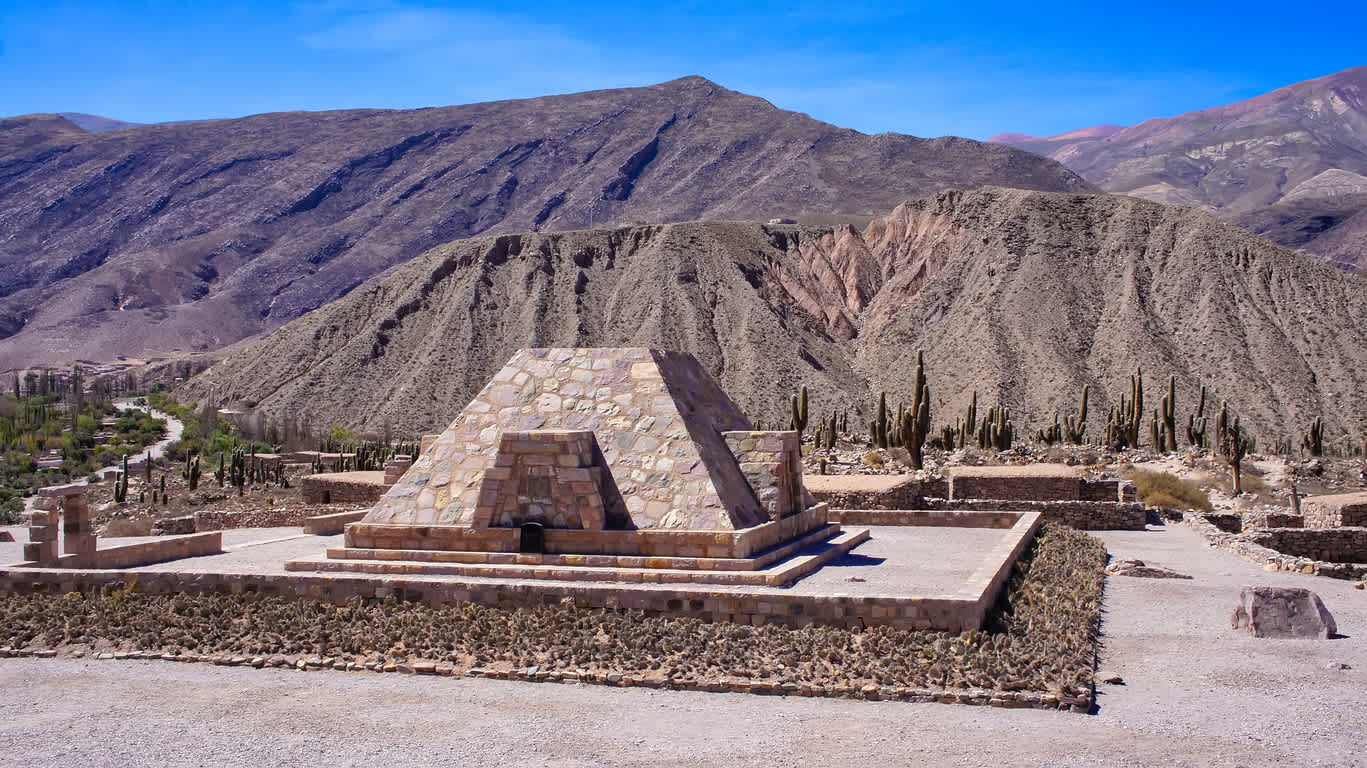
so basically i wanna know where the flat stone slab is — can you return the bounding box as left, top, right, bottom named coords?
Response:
left=37, top=483, right=88, bottom=497
left=1231, top=585, right=1338, bottom=639
left=949, top=464, right=1079, bottom=478
left=803, top=475, right=918, bottom=493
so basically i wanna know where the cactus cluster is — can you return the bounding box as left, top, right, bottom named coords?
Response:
left=1149, top=376, right=1177, bottom=453
left=977, top=405, right=1013, bottom=452
left=1302, top=417, right=1324, bottom=457
left=1186, top=385, right=1208, bottom=448
left=900, top=351, right=931, bottom=470
left=1216, top=401, right=1250, bottom=494
left=113, top=454, right=129, bottom=503
left=1104, top=368, right=1144, bottom=451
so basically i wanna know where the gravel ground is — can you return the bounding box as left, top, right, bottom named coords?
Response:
left=1, top=522, right=1362, bottom=767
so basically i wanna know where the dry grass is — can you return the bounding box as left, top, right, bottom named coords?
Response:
left=1128, top=469, right=1213, bottom=513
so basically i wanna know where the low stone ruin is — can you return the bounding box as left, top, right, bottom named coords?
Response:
left=1230, top=586, right=1338, bottom=639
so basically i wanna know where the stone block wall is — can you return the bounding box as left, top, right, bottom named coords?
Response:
left=1246, top=527, right=1367, bottom=564
left=1302, top=493, right=1367, bottom=529
left=808, top=477, right=940, bottom=510
left=475, top=430, right=608, bottom=529
left=949, top=467, right=1081, bottom=502
left=301, top=472, right=389, bottom=505
left=1241, top=510, right=1303, bottom=531
left=722, top=431, right=806, bottom=520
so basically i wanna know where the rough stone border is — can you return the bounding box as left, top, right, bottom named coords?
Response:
left=0, top=514, right=1040, bottom=633
left=0, top=645, right=1091, bottom=712
left=1183, top=514, right=1367, bottom=580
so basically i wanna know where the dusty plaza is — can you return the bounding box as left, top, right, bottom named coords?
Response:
left=0, top=348, right=1363, bottom=767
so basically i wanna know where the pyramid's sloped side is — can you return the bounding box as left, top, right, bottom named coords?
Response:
left=362, top=347, right=764, bottom=530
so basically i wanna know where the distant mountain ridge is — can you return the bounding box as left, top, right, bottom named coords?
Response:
left=991, top=65, right=1367, bottom=268
left=0, top=76, right=1093, bottom=371
left=182, top=187, right=1367, bottom=444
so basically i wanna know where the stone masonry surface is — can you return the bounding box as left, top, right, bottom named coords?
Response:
left=301, top=472, right=389, bottom=505
left=1301, top=492, right=1367, bottom=528
left=365, top=349, right=775, bottom=532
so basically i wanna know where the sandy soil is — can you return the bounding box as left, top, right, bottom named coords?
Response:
left=1, top=523, right=1362, bottom=767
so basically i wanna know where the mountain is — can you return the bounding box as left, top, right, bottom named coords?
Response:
left=991, top=66, right=1367, bottom=268
left=56, top=113, right=144, bottom=132
left=0, top=76, right=1093, bottom=372
left=181, top=187, right=1367, bottom=445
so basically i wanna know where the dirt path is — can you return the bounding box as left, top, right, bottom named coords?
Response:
left=0, top=524, right=1362, bottom=767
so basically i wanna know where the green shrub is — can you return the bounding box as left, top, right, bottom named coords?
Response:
left=1128, top=469, right=1212, bottom=513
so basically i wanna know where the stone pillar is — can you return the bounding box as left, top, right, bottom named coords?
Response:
left=36, top=483, right=96, bottom=566
left=383, top=455, right=413, bottom=485
left=23, top=508, right=59, bottom=564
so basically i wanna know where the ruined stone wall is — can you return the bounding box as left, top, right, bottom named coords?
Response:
left=1246, top=527, right=1367, bottom=564
left=301, top=472, right=388, bottom=505
left=950, top=472, right=1080, bottom=502
left=1241, top=510, right=1303, bottom=531
left=193, top=508, right=319, bottom=530
left=808, top=477, right=943, bottom=510
left=1184, top=514, right=1367, bottom=580
left=1302, top=494, right=1367, bottom=528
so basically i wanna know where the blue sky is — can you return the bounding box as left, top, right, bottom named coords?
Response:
left=1, top=0, right=1363, bottom=140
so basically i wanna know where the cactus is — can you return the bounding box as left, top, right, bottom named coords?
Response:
left=1062, top=385, right=1088, bottom=444
left=1216, top=400, right=1249, bottom=494
left=900, top=351, right=931, bottom=470
left=818, top=457, right=827, bottom=475
left=1158, top=375, right=1177, bottom=452
left=113, top=454, right=128, bottom=503
left=1302, top=417, right=1324, bottom=457
left=159, top=474, right=165, bottom=493
left=1186, top=384, right=1208, bottom=448
left=826, top=412, right=837, bottom=449
left=1105, top=368, right=1145, bottom=450
left=188, top=455, right=201, bottom=491
left=1035, top=413, right=1062, bottom=445
left=789, top=385, right=809, bottom=439
left=215, top=453, right=225, bottom=488
left=977, top=405, right=1013, bottom=452
left=145, top=451, right=152, bottom=484
left=875, top=391, right=889, bottom=449
left=230, top=448, right=246, bottom=497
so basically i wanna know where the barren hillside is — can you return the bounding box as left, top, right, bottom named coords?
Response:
left=991, top=65, right=1367, bottom=267
left=0, top=77, right=1091, bottom=371
left=182, top=188, right=1367, bottom=446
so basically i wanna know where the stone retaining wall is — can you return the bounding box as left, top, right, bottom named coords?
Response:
left=921, top=499, right=1147, bottom=531
left=193, top=508, right=317, bottom=530
left=1246, top=527, right=1367, bottom=564
left=1241, top=510, right=1303, bottom=531
left=1183, top=514, right=1367, bottom=580
left=1302, top=492, right=1367, bottom=529
left=300, top=472, right=388, bottom=505
left=828, top=509, right=1021, bottom=528
left=0, top=513, right=1041, bottom=635
left=344, top=504, right=832, bottom=559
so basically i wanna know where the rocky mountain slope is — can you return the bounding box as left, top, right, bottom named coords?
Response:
left=182, top=187, right=1367, bottom=445
left=0, top=77, right=1092, bottom=372
left=991, top=66, right=1367, bottom=268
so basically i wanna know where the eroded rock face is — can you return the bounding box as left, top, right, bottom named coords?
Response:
left=1230, top=586, right=1338, bottom=639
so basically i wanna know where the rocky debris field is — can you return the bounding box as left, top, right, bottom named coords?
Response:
left=0, top=524, right=1104, bottom=709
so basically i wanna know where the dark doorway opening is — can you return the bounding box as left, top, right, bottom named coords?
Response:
left=519, top=521, right=545, bottom=554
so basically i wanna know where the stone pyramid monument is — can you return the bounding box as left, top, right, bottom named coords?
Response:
left=344, top=348, right=824, bottom=560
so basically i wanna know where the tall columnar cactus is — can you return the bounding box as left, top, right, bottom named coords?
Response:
left=230, top=448, right=246, bottom=497
left=113, top=454, right=128, bottom=503
left=1302, top=417, right=1325, bottom=457
left=900, top=350, right=931, bottom=470
left=216, top=452, right=225, bottom=488
left=1187, top=384, right=1208, bottom=448
left=1105, top=368, right=1145, bottom=450
left=977, top=405, right=1013, bottom=452
left=145, top=451, right=152, bottom=484
left=875, top=391, right=889, bottom=449
left=826, top=412, right=837, bottom=449
left=790, top=385, right=809, bottom=440
left=188, top=455, right=201, bottom=492
left=1062, top=385, right=1088, bottom=444
left=1035, top=414, right=1062, bottom=445
left=1158, top=376, right=1178, bottom=452
left=1217, top=400, right=1249, bottom=494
